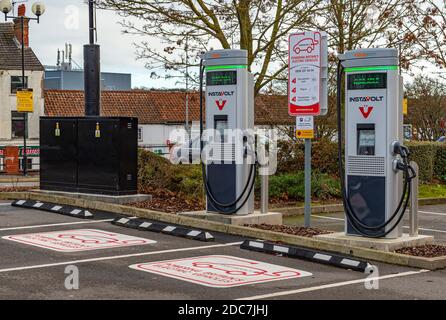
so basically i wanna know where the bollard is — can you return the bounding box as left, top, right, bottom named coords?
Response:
left=260, top=173, right=269, bottom=214
left=409, top=161, right=419, bottom=237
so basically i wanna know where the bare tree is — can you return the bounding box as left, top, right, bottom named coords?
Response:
left=310, top=0, right=419, bottom=60
left=98, top=0, right=325, bottom=95
left=403, top=0, right=446, bottom=70
left=405, top=75, right=446, bottom=141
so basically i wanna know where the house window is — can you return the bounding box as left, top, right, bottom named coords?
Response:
left=138, top=127, right=143, bottom=142
left=20, top=158, right=33, bottom=171
left=11, top=76, right=28, bottom=94
left=11, top=112, right=28, bottom=139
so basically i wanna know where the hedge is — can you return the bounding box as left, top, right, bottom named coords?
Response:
left=138, top=140, right=445, bottom=202
left=259, top=172, right=341, bottom=201
left=434, top=143, right=446, bottom=181
left=405, top=142, right=437, bottom=183
left=278, top=140, right=446, bottom=183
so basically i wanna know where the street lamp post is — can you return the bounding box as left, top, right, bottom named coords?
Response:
left=1, top=0, right=45, bottom=176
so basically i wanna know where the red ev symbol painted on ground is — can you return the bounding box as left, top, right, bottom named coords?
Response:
left=359, top=105, right=374, bottom=119
left=57, top=232, right=146, bottom=245
left=130, top=255, right=313, bottom=288
left=191, top=261, right=302, bottom=277
left=2, top=229, right=156, bottom=252
left=293, top=37, right=319, bottom=54
left=216, top=99, right=227, bottom=110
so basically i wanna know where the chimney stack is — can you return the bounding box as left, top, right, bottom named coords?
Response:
left=13, top=4, right=30, bottom=47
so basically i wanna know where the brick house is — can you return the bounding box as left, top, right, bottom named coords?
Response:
left=44, top=90, right=293, bottom=156
left=0, top=21, right=44, bottom=171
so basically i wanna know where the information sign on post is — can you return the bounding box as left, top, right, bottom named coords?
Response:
left=296, top=116, right=314, bottom=139
left=17, top=88, right=34, bottom=113
left=288, top=31, right=327, bottom=116
left=289, top=31, right=327, bottom=228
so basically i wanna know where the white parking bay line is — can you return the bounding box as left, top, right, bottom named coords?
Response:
left=313, top=215, right=446, bottom=234
left=0, top=219, right=114, bottom=231
left=313, top=215, right=344, bottom=221
left=0, top=242, right=243, bottom=273
left=419, top=210, right=446, bottom=217
left=0, top=203, right=12, bottom=206
left=412, top=227, right=446, bottom=234
left=237, top=269, right=430, bottom=300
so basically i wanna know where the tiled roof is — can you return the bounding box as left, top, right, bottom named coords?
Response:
left=0, top=23, right=44, bottom=71
left=44, top=90, right=293, bottom=125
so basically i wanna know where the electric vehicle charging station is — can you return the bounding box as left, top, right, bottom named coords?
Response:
left=199, top=49, right=256, bottom=216
left=337, top=48, right=416, bottom=239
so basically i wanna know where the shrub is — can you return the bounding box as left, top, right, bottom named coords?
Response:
left=311, top=138, right=340, bottom=175
left=277, top=139, right=339, bottom=175
left=433, top=143, right=446, bottom=182
left=268, top=172, right=340, bottom=201
left=138, top=149, right=204, bottom=200
left=406, top=141, right=437, bottom=183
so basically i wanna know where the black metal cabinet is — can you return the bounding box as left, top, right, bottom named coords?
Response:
left=77, top=117, right=137, bottom=195
left=40, top=116, right=138, bottom=196
left=40, top=117, right=78, bottom=192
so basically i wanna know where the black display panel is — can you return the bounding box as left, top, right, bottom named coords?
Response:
left=207, top=71, right=237, bottom=86
left=348, top=73, right=387, bottom=90
left=357, top=124, right=375, bottom=156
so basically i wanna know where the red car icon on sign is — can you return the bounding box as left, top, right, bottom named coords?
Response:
left=293, top=36, right=319, bottom=54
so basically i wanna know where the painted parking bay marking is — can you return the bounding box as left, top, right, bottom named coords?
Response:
left=2, top=229, right=156, bottom=252
left=129, top=255, right=312, bottom=288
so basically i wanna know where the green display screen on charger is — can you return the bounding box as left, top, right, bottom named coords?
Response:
left=348, top=73, right=387, bottom=90
left=207, top=71, right=237, bottom=86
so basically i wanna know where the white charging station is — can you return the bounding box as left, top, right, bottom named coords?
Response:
left=338, top=48, right=414, bottom=239
left=200, top=50, right=255, bottom=216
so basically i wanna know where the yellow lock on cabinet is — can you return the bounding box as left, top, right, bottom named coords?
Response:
left=95, top=122, right=101, bottom=138
left=55, top=122, right=61, bottom=137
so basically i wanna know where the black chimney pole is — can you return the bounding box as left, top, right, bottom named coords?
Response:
left=84, top=0, right=100, bottom=116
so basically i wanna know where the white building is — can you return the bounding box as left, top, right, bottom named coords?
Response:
left=0, top=21, right=44, bottom=172
left=44, top=90, right=293, bottom=157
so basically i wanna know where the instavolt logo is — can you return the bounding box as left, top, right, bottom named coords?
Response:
left=350, top=96, right=384, bottom=102
left=208, top=91, right=235, bottom=97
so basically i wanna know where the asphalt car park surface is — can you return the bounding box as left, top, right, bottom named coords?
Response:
left=0, top=200, right=444, bottom=300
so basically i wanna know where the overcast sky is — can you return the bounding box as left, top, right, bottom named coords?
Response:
left=25, top=1, right=444, bottom=89
left=28, top=0, right=173, bottom=89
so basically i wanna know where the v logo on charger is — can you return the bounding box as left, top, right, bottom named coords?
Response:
left=359, top=106, right=374, bottom=119
left=216, top=100, right=227, bottom=110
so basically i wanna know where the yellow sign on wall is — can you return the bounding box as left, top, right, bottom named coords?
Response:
left=17, top=89, right=34, bottom=113
left=403, top=98, right=408, bottom=115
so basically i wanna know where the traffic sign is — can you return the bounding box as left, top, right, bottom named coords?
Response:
left=296, top=116, right=314, bottom=139
left=130, top=255, right=312, bottom=288
left=288, top=31, right=327, bottom=116
left=16, top=88, right=34, bottom=113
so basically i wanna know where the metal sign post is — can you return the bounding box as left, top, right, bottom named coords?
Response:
left=296, top=116, right=314, bottom=227
left=16, top=88, right=33, bottom=175
left=289, top=31, right=327, bottom=228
